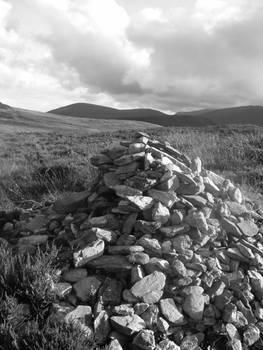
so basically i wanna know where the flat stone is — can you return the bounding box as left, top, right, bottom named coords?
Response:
left=62, top=268, right=88, bottom=283
left=114, top=152, right=145, bottom=166
left=221, top=218, right=242, bottom=237
left=127, top=196, right=154, bottom=211
left=108, top=245, right=144, bottom=255
left=160, top=224, right=190, bottom=238
left=98, top=277, right=123, bottom=306
left=86, top=255, right=132, bottom=272
left=110, top=314, right=145, bottom=336
left=64, top=305, right=92, bottom=325
left=133, top=330, right=155, bottom=350
left=129, top=143, right=146, bottom=154
left=18, top=234, right=48, bottom=246
left=90, top=227, right=117, bottom=244
left=148, top=189, right=178, bottom=208
left=176, top=183, right=204, bottom=196
left=145, top=258, right=170, bottom=274
left=73, top=276, right=102, bottom=302
left=73, top=239, right=105, bottom=267
left=86, top=214, right=119, bottom=230
left=160, top=298, right=185, bottom=325
left=182, top=195, right=207, bottom=208
left=152, top=202, right=170, bottom=224
left=113, top=185, right=142, bottom=198
left=237, top=220, right=258, bottom=237
left=137, top=236, right=162, bottom=257
left=91, top=154, right=112, bottom=166
left=226, top=248, right=250, bottom=263
left=128, top=252, right=150, bottom=265
left=225, top=201, right=247, bottom=216
left=130, top=271, right=166, bottom=303
left=135, top=220, right=161, bottom=235
left=94, top=310, right=111, bottom=345
left=156, top=175, right=180, bottom=192
left=53, top=190, right=90, bottom=214
left=116, top=161, right=140, bottom=175
left=235, top=242, right=255, bottom=259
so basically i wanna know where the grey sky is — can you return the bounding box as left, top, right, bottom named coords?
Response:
left=0, top=0, right=263, bottom=112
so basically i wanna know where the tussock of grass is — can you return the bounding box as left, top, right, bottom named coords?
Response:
left=0, top=243, right=98, bottom=350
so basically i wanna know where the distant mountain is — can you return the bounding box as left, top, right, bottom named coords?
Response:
left=0, top=104, right=159, bottom=134
left=49, top=103, right=263, bottom=127
left=49, top=103, right=213, bottom=127
left=177, top=105, right=263, bottom=126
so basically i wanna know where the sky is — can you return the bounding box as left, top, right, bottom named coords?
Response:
left=0, top=0, right=263, bottom=113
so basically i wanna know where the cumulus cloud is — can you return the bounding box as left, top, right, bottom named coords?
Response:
left=0, top=0, right=263, bottom=111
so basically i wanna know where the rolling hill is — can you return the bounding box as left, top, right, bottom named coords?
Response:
left=49, top=103, right=212, bottom=127
left=49, top=103, right=263, bottom=127
left=176, top=105, right=263, bottom=126
left=0, top=103, right=159, bottom=134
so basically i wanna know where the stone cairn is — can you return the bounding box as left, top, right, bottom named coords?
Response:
left=2, top=132, right=263, bottom=350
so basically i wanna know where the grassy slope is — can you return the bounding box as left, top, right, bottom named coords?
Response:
left=0, top=106, right=159, bottom=134
left=1, top=124, right=263, bottom=211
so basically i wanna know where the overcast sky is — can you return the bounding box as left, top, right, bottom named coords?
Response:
left=0, top=0, right=263, bottom=113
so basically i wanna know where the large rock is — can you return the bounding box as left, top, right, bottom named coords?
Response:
left=64, top=305, right=92, bottom=325
left=183, top=286, right=205, bottom=321
left=73, top=239, right=105, bottom=267
left=130, top=271, right=166, bottom=303
left=160, top=298, right=185, bottom=325
left=111, top=314, right=146, bottom=336
left=237, top=220, right=258, bottom=237
left=86, top=255, right=132, bottom=272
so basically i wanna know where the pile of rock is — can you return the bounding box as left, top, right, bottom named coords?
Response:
left=2, top=132, right=263, bottom=350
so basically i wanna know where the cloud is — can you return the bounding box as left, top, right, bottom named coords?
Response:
left=0, top=0, right=263, bottom=112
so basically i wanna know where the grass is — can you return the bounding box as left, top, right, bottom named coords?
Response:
left=0, top=243, right=98, bottom=350
left=0, top=124, right=263, bottom=210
